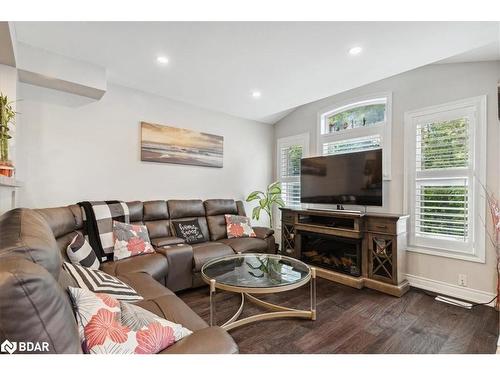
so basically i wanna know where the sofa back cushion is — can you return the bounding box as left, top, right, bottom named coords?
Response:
left=143, top=200, right=171, bottom=239
left=36, top=205, right=84, bottom=261
left=0, top=257, right=82, bottom=353
left=204, top=199, right=238, bottom=241
left=167, top=200, right=209, bottom=240
left=127, top=201, right=144, bottom=225
left=0, top=208, right=63, bottom=280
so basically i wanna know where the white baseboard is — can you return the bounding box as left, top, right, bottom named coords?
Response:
left=405, top=273, right=496, bottom=307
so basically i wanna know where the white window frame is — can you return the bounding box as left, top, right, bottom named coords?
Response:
left=404, top=96, right=487, bottom=263
left=276, top=133, right=310, bottom=226
left=316, top=92, right=392, bottom=180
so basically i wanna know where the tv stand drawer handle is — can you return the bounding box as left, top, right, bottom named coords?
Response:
left=375, top=224, right=388, bottom=229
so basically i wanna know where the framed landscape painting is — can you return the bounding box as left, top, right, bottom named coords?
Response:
left=141, top=122, right=223, bottom=168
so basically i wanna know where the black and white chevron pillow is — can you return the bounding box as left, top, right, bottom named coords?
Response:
left=63, top=262, right=143, bottom=302
left=67, top=233, right=100, bottom=270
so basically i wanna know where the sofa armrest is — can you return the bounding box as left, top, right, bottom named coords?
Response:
left=151, top=236, right=186, bottom=248
left=253, top=226, right=274, bottom=239
left=159, top=326, right=238, bottom=354
left=155, top=244, right=193, bottom=292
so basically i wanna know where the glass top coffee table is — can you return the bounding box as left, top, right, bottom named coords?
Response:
left=201, top=253, right=317, bottom=331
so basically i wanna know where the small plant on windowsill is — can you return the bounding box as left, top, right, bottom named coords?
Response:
left=0, top=93, right=16, bottom=178
left=246, top=181, right=285, bottom=229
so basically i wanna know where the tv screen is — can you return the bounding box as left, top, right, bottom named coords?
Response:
left=300, top=149, right=383, bottom=206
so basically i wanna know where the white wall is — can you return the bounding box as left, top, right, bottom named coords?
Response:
left=0, top=64, right=18, bottom=214
left=274, top=61, right=500, bottom=296
left=16, top=82, right=274, bottom=225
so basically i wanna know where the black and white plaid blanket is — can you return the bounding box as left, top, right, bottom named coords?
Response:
left=78, top=201, right=130, bottom=262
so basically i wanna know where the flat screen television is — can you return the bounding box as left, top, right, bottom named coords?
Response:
left=300, top=149, right=383, bottom=206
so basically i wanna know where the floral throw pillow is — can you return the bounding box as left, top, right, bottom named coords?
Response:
left=113, top=221, right=154, bottom=261
left=225, top=214, right=256, bottom=239
left=68, top=287, right=192, bottom=354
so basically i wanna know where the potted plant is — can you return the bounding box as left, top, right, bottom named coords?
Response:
left=246, top=181, right=285, bottom=229
left=0, top=93, right=16, bottom=178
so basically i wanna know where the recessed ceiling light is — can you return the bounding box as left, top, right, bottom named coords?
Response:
left=348, top=46, right=363, bottom=56
left=251, top=91, right=261, bottom=98
left=156, top=56, right=169, bottom=65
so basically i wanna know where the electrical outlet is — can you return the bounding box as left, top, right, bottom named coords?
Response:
left=458, top=274, right=467, bottom=287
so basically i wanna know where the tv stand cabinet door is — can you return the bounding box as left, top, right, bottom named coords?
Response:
left=367, top=233, right=398, bottom=285
left=280, top=209, right=299, bottom=259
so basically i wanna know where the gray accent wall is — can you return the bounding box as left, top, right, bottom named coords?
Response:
left=274, top=61, right=500, bottom=297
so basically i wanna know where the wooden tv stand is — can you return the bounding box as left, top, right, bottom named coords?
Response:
left=280, top=207, right=410, bottom=297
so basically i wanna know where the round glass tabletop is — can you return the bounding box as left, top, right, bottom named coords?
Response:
left=201, top=253, right=311, bottom=289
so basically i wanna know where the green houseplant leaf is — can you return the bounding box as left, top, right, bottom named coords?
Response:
left=246, top=181, right=285, bottom=229
left=246, top=191, right=263, bottom=202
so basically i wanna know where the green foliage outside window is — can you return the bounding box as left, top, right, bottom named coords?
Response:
left=287, top=145, right=303, bottom=176
left=327, top=104, right=385, bottom=133
left=418, top=118, right=470, bottom=239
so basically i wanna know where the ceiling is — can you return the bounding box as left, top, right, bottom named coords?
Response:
left=13, top=22, right=500, bottom=124
left=436, top=41, right=500, bottom=64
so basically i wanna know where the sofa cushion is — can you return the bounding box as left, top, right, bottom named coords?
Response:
left=145, top=220, right=171, bottom=239
left=204, top=199, right=238, bottom=216
left=205, top=199, right=238, bottom=241
left=99, top=252, right=168, bottom=282
left=126, top=201, right=144, bottom=223
left=67, top=232, right=100, bottom=269
left=143, top=200, right=169, bottom=220
left=0, top=257, right=82, bottom=354
left=117, top=272, right=175, bottom=300
left=0, top=208, right=62, bottom=280
left=143, top=200, right=171, bottom=238
left=160, top=326, right=238, bottom=354
left=63, top=262, right=143, bottom=302
left=36, top=206, right=81, bottom=239
left=191, top=242, right=234, bottom=272
left=168, top=199, right=205, bottom=219
left=68, top=287, right=192, bottom=354
left=219, top=237, right=269, bottom=253
left=112, top=221, right=154, bottom=261
left=134, top=294, right=208, bottom=332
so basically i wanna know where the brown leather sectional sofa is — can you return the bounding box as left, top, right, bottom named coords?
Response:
left=0, top=199, right=275, bottom=354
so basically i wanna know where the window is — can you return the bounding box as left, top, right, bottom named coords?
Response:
left=318, top=93, right=392, bottom=179
left=277, top=134, right=309, bottom=208
left=405, top=96, right=486, bottom=262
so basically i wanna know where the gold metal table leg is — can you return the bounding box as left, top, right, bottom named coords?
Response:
left=209, top=279, right=216, bottom=326
left=311, top=267, right=317, bottom=321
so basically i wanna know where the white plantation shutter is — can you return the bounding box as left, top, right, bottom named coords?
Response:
left=281, top=181, right=301, bottom=207
left=415, top=180, right=469, bottom=241
left=322, top=135, right=381, bottom=155
left=405, top=96, right=486, bottom=261
left=277, top=134, right=309, bottom=209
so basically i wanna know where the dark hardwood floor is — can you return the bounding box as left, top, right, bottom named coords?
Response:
left=179, top=278, right=499, bottom=354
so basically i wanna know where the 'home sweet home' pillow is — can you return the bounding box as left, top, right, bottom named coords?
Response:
left=172, top=219, right=206, bottom=244
left=112, top=221, right=154, bottom=261
left=225, top=215, right=256, bottom=239
left=68, top=287, right=192, bottom=354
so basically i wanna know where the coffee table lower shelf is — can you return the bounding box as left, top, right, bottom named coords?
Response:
left=208, top=268, right=317, bottom=331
